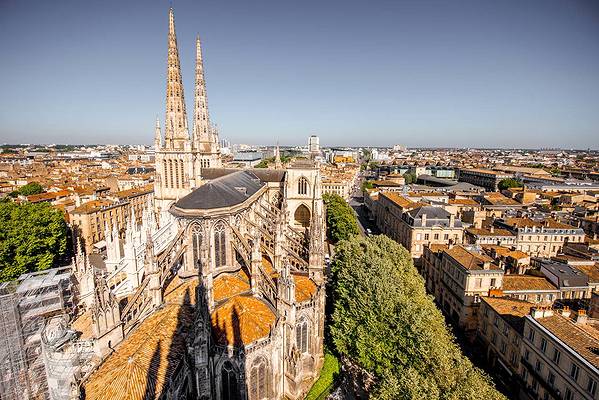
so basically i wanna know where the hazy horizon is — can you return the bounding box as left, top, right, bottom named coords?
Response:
left=1, top=0, right=598, bottom=148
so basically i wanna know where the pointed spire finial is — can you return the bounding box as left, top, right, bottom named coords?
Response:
left=193, top=32, right=212, bottom=150
left=164, top=7, right=189, bottom=146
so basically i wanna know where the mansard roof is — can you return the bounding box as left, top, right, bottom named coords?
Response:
left=174, top=170, right=265, bottom=211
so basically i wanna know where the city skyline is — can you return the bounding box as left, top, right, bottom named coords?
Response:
left=1, top=0, right=598, bottom=148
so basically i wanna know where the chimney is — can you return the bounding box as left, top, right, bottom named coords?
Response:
left=490, top=226, right=495, bottom=234
left=575, top=309, right=588, bottom=325
left=483, top=261, right=491, bottom=270
left=421, top=213, right=427, bottom=226
left=560, top=306, right=571, bottom=318
left=531, top=306, right=553, bottom=319
left=449, top=214, right=455, bottom=228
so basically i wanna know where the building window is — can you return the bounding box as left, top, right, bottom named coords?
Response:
left=548, top=371, right=555, bottom=387
left=490, top=278, right=496, bottom=287
left=214, top=222, right=226, bottom=268
left=249, top=357, right=268, bottom=400
left=434, top=233, right=439, bottom=240
left=540, top=337, right=547, bottom=353
left=570, top=363, right=580, bottom=381
left=298, top=177, right=309, bottom=195
left=528, top=328, right=535, bottom=342
left=564, top=387, right=573, bottom=400
left=294, top=204, right=311, bottom=228
left=192, top=225, right=203, bottom=267
left=296, top=319, right=309, bottom=353
left=220, top=361, right=239, bottom=400
left=535, top=360, right=542, bottom=373
left=424, top=234, right=429, bottom=240
left=588, top=377, right=597, bottom=396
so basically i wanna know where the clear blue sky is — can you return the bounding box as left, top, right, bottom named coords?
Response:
left=1, top=0, right=598, bottom=148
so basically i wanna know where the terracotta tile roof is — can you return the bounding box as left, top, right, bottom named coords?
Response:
left=213, top=273, right=251, bottom=302
left=71, top=199, right=113, bottom=214
left=211, top=295, right=276, bottom=347
left=84, top=279, right=196, bottom=400
left=449, top=198, right=479, bottom=205
left=502, top=275, right=557, bottom=292
left=483, top=297, right=533, bottom=333
left=71, top=310, right=93, bottom=340
left=572, top=264, right=599, bottom=283
left=535, top=313, right=599, bottom=369
left=445, top=245, right=499, bottom=271
left=503, top=217, right=578, bottom=230
left=380, top=192, right=418, bottom=209
left=112, top=184, right=153, bottom=200
left=293, top=274, right=317, bottom=303
left=429, top=243, right=449, bottom=253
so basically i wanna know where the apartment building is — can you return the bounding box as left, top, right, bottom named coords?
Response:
left=70, top=185, right=153, bottom=251
left=399, top=206, right=464, bottom=258
left=521, top=307, right=599, bottom=400
left=497, top=218, right=586, bottom=258
left=478, top=297, right=531, bottom=396
left=458, top=168, right=513, bottom=191
left=422, top=244, right=504, bottom=336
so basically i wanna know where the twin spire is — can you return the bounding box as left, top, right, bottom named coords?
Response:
left=161, top=7, right=216, bottom=151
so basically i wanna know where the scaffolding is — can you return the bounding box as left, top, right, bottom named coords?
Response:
left=0, top=266, right=74, bottom=400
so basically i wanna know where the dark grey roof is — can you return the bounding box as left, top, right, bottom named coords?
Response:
left=539, top=259, right=589, bottom=288
left=175, top=170, right=265, bottom=210
left=405, top=206, right=463, bottom=228
left=201, top=168, right=286, bottom=183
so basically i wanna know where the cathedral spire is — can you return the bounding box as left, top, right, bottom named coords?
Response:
left=164, top=7, right=189, bottom=147
left=193, top=35, right=211, bottom=150
left=154, top=117, right=162, bottom=149
left=274, top=142, right=282, bottom=169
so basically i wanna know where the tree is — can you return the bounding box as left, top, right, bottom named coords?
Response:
left=255, top=159, right=270, bottom=168
left=498, top=178, right=522, bottom=191
left=330, top=235, right=505, bottom=400
left=18, top=182, right=44, bottom=196
left=0, top=202, right=68, bottom=281
left=323, top=193, right=360, bottom=243
left=403, top=172, right=417, bottom=184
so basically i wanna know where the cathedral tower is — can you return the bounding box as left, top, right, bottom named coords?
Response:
left=154, top=8, right=221, bottom=213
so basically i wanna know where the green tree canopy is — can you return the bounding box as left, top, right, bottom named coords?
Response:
left=323, top=193, right=360, bottom=243
left=498, top=178, right=523, bottom=191
left=330, top=235, right=505, bottom=400
left=18, top=182, right=44, bottom=196
left=0, top=201, right=68, bottom=281
left=403, top=172, right=417, bottom=184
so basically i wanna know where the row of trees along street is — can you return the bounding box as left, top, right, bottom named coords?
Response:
left=322, top=193, right=506, bottom=400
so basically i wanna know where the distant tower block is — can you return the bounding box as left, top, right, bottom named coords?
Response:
left=308, top=135, right=320, bottom=154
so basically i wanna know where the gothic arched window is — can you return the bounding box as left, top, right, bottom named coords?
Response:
left=294, top=204, right=311, bottom=228
left=191, top=224, right=203, bottom=267
left=163, top=163, right=169, bottom=188
left=296, top=319, right=309, bottom=353
left=220, top=361, right=239, bottom=400
left=214, top=222, right=227, bottom=268
left=298, top=177, right=309, bottom=195
left=249, top=357, right=269, bottom=400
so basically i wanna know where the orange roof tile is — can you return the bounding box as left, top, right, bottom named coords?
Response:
left=211, top=296, right=276, bottom=347
left=293, top=274, right=317, bottom=303
left=84, top=279, right=196, bottom=400
left=502, top=275, right=557, bottom=292
left=213, top=274, right=251, bottom=302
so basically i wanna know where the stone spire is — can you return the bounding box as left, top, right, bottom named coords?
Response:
left=164, top=7, right=189, bottom=148
left=193, top=35, right=212, bottom=151
left=154, top=117, right=162, bottom=149
left=274, top=142, right=282, bottom=169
